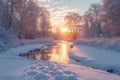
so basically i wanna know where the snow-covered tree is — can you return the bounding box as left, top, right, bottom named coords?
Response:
left=19, top=0, right=39, bottom=39
left=83, top=11, right=93, bottom=38
left=38, top=7, right=51, bottom=37
left=103, top=0, right=120, bottom=36
left=0, top=0, right=3, bottom=27
left=83, top=3, right=102, bottom=38
left=0, top=0, right=15, bottom=29
left=0, top=0, right=52, bottom=39
left=4, top=0, right=40, bottom=39
left=64, top=12, right=81, bottom=39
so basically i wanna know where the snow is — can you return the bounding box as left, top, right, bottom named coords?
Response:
left=70, top=44, right=120, bottom=75
left=73, top=38, right=120, bottom=51
left=0, top=27, right=16, bottom=52
left=0, top=43, right=120, bottom=80
left=0, top=37, right=55, bottom=52
left=21, top=61, right=120, bottom=80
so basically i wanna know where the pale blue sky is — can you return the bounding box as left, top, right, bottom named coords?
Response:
left=61, top=0, right=102, bottom=14
left=38, top=0, right=102, bottom=26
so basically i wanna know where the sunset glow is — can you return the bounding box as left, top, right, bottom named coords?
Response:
left=50, top=42, right=70, bottom=63
left=60, top=27, right=68, bottom=33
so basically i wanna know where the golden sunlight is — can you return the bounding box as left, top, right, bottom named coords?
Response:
left=60, top=27, right=68, bottom=33
left=50, top=42, right=70, bottom=63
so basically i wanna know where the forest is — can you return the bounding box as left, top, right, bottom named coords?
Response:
left=0, top=0, right=120, bottom=40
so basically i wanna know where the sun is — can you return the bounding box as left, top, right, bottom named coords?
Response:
left=60, top=27, right=68, bottom=33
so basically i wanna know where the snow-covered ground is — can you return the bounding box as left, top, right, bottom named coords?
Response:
left=70, top=45, right=120, bottom=75
left=0, top=43, right=120, bottom=80
left=0, top=37, right=55, bottom=52
left=73, top=38, right=120, bottom=51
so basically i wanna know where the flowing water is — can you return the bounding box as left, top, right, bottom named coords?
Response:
left=24, top=42, right=71, bottom=64
left=19, top=42, right=119, bottom=75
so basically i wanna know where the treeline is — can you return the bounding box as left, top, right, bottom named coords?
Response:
left=0, top=0, right=51, bottom=39
left=64, top=0, right=120, bottom=39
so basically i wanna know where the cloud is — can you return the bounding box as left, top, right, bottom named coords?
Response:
left=38, top=0, right=78, bottom=26
left=50, top=6, right=77, bottom=26
left=53, top=2, right=59, bottom=5
left=59, top=0, right=63, bottom=3
left=38, top=0, right=51, bottom=2
left=39, top=4, right=50, bottom=8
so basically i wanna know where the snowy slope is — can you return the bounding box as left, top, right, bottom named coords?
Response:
left=0, top=43, right=120, bottom=80
left=70, top=45, right=120, bottom=75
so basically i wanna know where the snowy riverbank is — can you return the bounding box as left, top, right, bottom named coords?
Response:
left=0, top=37, right=55, bottom=52
left=0, top=43, right=120, bottom=80
left=73, top=38, right=120, bottom=51
left=70, top=45, right=120, bottom=75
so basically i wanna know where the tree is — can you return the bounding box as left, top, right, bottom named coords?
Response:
left=0, top=0, right=3, bottom=27
left=83, top=3, right=102, bottom=38
left=1, top=0, right=15, bottom=29
left=64, top=12, right=81, bottom=39
left=83, top=11, right=93, bottom=38
left=103, top=0, right=120, bottom=36
left=21, top=0, right=39, bottom=39
left=12, top=0, right=28, bottom=38
left=10, top=0, right=40, bottom=39
left=4, top=0, right=40, bottom=38
left=38, top=7, right=51, bottom=37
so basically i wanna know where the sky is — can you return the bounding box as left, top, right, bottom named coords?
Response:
left=38, top=0, right=102, bottom=27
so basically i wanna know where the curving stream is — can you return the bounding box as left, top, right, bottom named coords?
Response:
left=22, top=41, right=71, bottom=64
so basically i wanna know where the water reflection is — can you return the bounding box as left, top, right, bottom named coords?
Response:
left=27, top=42, right=71, bottom=63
